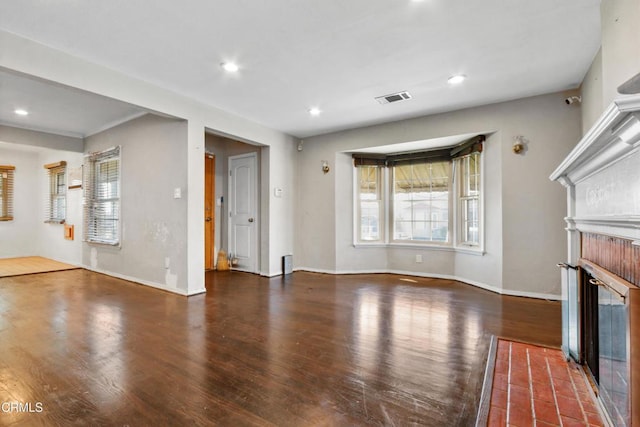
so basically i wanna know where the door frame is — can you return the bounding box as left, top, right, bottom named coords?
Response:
left=204, top=153, right=215, bottom=270
left=227, top=152, right=259, bottom=273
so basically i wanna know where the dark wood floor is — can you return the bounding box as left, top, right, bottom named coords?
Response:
left=0, top=270, right=560, bottom=426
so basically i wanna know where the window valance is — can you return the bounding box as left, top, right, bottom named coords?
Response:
left=352, top=135, right=485, bottom=167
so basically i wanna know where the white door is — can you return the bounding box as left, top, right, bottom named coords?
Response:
left=228, top=153, right=258, bottom=273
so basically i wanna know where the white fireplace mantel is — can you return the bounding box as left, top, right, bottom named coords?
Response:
left=551, top=94, right=640, bottom=244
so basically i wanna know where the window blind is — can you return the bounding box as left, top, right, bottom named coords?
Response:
left=44, top=161, right=67, bottom=223
left=0, top=165, right=15, bottom=221
left=83, top=147, right=121, bottom=245
left=352, top=135, right=485, bottom=166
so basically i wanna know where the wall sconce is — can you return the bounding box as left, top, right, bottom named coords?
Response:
left=513, top=135, right=528, bottom=154
left=321, top=160, right=330, bottom=174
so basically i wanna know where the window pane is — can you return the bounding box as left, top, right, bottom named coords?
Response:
left=431, top=222, right=449, bottom=242
left=458, top=152, right=481, bottom=246
left=394, top=220, right=412, bottom=240
left=84, top=147, right=120, bottom=244
left=412, top=221, right=429, bottom=240
left=97, top=159, right=119, bottom=199
left=392, top=161, right=450, bottom=242
left=52, top=195, right=66, bottom=220
left=466, top=198, right=478, bottom=222
left=360, top=200, right=380, bottom=241
left=359, top=166, right=378, bottom=196
left=393, top=164, right=412, bottom=195
left=358, top=166, right=382, bottom=242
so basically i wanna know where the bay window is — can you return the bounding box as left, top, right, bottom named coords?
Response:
left=353, top=136, right=484, bottom=251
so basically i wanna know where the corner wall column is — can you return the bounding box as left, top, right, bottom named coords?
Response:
left=187, top=119, right=206, bottom=295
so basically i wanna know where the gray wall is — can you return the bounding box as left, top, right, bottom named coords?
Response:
left=581, top=48, right=604, bottom=135
left=0, top=125, right=83, bottom=152
left=601, top=0, right=640, bottom=107
left=582, top=0, right=640, bottom=132
left=296, top=92, right=581, bottom=298
left=83, top=114, right=189, bottom=292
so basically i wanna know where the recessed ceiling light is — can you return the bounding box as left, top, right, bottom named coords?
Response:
left=221, top=62, right=239, bottom=73
left=309, top=107, right=322, bottom=116
left=447, top=74, right=467, bottom=85
left=14, top=109, right=29, bottom=116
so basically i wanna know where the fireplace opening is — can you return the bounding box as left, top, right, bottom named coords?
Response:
left=582, top=268, right=599, bottom=385
left=580, top=261, right=633, bottom=426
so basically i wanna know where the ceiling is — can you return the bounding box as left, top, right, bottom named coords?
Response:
left=0, top=70, right=147, bottom=138
left=0, top=0, right=601, bottom=139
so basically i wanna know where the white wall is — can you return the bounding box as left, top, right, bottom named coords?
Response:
left=296, top=92, right=581, bottom=299
left=0, top=141, right=83, bottom=263
left=37, top=150, right=84, bottom=265
left=0, top=145, right=40, bottom=257
left=83, top=114, right=191, bottom=293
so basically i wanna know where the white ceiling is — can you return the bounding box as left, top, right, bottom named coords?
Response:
left=0, top=70, right=147, bottom=138
left=0, top=0, right=601, bottom=139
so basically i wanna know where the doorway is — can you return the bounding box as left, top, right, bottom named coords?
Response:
left=228, top=152, right=258, bottom=273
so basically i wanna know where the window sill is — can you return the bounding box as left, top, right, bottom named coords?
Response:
left=45, top=219, right=66, bottom=225
left=87, top=240, right=121, bottom=248
left=354, top=242, right=485, bottom=255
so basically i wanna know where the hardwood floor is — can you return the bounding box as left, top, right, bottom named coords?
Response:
left=0, top=257, right=78, bottom=278
left=0, top=270, right=560, bottom=426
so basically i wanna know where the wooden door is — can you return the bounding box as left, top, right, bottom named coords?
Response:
left=204, top=154, right=215, bottom=270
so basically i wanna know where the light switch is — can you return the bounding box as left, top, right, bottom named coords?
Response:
left=174, top=188, right=182, bottom=199
left=274, top=187, right=283, bottom=198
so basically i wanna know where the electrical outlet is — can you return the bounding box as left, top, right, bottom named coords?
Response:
left=415, top=254, right=423, bottom=263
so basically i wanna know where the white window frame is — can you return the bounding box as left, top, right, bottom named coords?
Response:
left=354, top=164, right=386, bottom=244
left=455, top=152, right=484, bottom=252
left=83, top=146, right=121, bottom=246
left=0, top=165, right=15, bottom=221
left=353, top=150, right=484, bottom=254
left=45, top=161, right=67, bottom=224
left=390, top=161, right=452, bottom=246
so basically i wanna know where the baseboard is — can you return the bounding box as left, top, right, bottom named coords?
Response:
left=293, top=267, right=561, bottom=301
left=81, top=265, right=203, bottom=296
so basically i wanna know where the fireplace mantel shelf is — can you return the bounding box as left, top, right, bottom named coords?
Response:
left=550, top=94, right=640, bottom=186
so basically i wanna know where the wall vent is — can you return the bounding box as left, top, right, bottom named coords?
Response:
left=375, top=91, right=412, bottom=105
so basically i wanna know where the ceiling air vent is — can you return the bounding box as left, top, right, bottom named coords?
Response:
left=375, top=91, right=412, bottom=105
